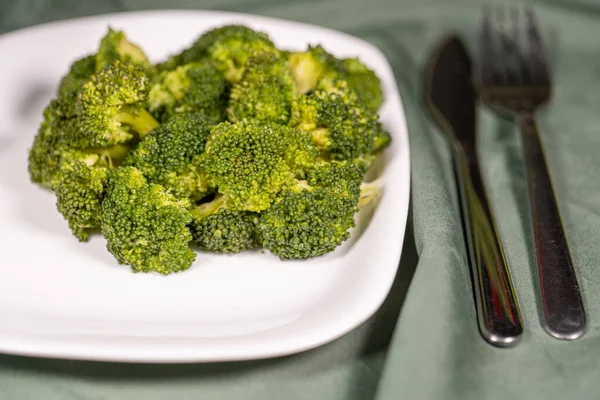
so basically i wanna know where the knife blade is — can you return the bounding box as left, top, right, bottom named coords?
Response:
left=423, top=35, right=524, bottom=347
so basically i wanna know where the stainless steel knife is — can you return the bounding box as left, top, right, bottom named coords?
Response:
left=423, top=35, right=524, bottom=347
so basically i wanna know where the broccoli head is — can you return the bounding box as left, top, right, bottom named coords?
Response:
left=289, top=79, right=391, bottom=170
left=341, top=57, right=384, bottom=111
left=286, top=45, right=341, bottom=94
left=75, top=60, right=159, bottom=148
left=200, top=119, right=319, bottom=212
left=149, top=60, right=229, bottom=123
left=100, top=166, right=196, bottom=274
left=56, top=55, right=97, bottom=117
left=124, top=112, right=215, bottom=200
left=257, top=160, right=363, bottom=259
left=96, top=27, right=153, bottom=73
left=54, top=162, right=108, bottom=241
left=227, top=51, right=297, bottom=124
left=190, top=194, right=261, bottom=253
left=28, top=100, right=130, bottom=189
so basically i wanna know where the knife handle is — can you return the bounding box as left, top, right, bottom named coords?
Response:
left=453, top=148, right=523, bottom=347
left=519, top=114, right=586, bottom=340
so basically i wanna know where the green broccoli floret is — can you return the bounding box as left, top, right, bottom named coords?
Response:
left=257, top=160, right=363, bottom=259
left=286, top=45, right=343, bottom=93
left=74, top=60, right=159, bottom=148
left=96, top=27, right=153, bottom=73
left=341, top=58, right=384, bottom=111
left=124, top=113, right=215, bottom=200
left=227, top=51, right=297, bottom=124
left=199, top=119, right=319, bottom=212
left=57, top=55, right=97, bottom=117
left=28, top=100, right=130, bottom=189
left=287, top=45, right=384, bottom=110
left=149, top=60, right=229, bottom=123
left=190, top=194, right=261, bottom=253
left=100, top=166, right=196, bottom=274
left=54, top=162, right=108, bottom=241
left=289, top=79, right=391, bottom=170
left=158, top=25, right=276, bottom=82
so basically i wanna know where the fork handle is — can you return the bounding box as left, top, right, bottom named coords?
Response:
left=519, top=114, right=587, bottom=340
left=453, top=147, right=523, bottom=347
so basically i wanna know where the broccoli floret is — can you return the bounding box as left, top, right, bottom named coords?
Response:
left=289, top=79, right=391, bottom=169
left=257, top=160, right=363, bottom=259
left=57, top=55, right=97, bottom=117
left=287, top=46, right=384, bottom=110
left=28, top=101, right=130, bottom=189
left=96, top=27, right=152, bottom=73
left=286, top=45, right=341, bottom=94
left=158, top=25, right=276, bottom=82
left=74, top=60, right=159, bottom=148
left=100, top=166, right=196, bottom=274
left=341, top=58, right=384, bottom=111
left=199, top=119, right=319, bottom=212
left=149, top=60, right=229, bottom=123
left=190, top=194, right=261, bottom=253
left=124, top=113, right=215, bottom=200
left=227, top=51, right=297, bottom=124
left=54, top=162, right=108, bottom=241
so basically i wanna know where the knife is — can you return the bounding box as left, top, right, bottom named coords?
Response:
left=423, top=35, right=524, bottom=347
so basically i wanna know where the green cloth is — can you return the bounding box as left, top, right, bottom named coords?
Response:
left=2, top=0, right=600, bottom=398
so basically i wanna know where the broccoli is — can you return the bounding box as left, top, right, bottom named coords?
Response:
left=286, top=45, right=341, bottom=94
left=341, top=58, right=384, bottom=111
left=158, top=24, right=278, bottom=82
left=54, top=162, right=108, bottom=241
left=28, top=100, right=130, bottom=189
left=286, top=45, right=384, bottom=110
left=190, top=194, right=261, bottom=253
left=74, top=60, right=159, bottom=148
left=149, top=60, right=229, bottom=123
left=96, top=27, right=153, bottom=73
left=124, top=112, right=215, bottom=200
left=100, top=166, right=196, bottom=274
left=199, top=119, right=319, bottom=212
left=56, top=55, right=97, bottom=117
left=257, top=160, right=363, bottom=259
left=289, top=79, right=391, bottom=170
left=227, top=51, right=297, bottom=124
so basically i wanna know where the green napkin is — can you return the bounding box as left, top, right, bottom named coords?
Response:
left=2, top=0, right=600, bottom=399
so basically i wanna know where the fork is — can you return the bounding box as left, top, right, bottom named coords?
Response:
left=475, top=7, right=587, bottom=340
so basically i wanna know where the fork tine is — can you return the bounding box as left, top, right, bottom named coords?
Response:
left=508, top=6, right=523, bottom=84
left=477, top=5, right=495, bottom=85
left=525, top=8, right=551, bottom=85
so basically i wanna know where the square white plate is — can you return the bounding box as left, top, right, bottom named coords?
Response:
left=0, top=10, right=410, bottom=363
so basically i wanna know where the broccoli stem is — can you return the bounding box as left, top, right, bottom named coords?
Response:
left=85, top=144, right=131, bottom=166
left=359, top=179, right=382, bottom=206
left=115, top=108, right=159, bottom=138
left=192, top=194, right=227, bottom=218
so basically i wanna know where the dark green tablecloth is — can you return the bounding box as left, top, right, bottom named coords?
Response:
left=2, top=0, right=600, bottom=399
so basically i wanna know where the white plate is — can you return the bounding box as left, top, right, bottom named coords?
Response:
left=0, top=10, right=410, bottom=363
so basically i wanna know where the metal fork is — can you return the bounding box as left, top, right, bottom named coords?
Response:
left=475, top=7, right=587, bottom=340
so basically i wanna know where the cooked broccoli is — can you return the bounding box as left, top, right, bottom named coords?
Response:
left=55, top=162, right=108, bottom=241
left=190, top=194, right=261, bottom=253
left=289, top=79, right=391, bottom=170
left=28, top=25, right=393, bottom=272
left=100, top=166, right=196, bottom=274
left=96, top=27, right=153, bottom=73
left=341, top=57, right=384, bottom=111
left=227, top=51, right=297, bottom=124
left=124, top=112, right=215, bottom=200
left=28, top=100, right=130, bottom=189
left=257, top=160, right=363, bottom=259
left=286, top=45, right=384, bottom=110
left=286, top=45, right=341, bottom=94
left=149, top=60, right=229, bottom=123
left=199, top=119, right=319, bottom=212
left=74, top=60, right=159, bottom=148
left=158, top=24, right=277, bottom=82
